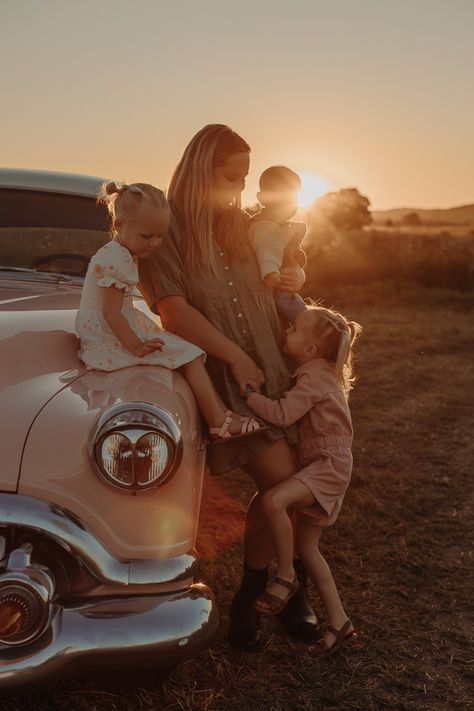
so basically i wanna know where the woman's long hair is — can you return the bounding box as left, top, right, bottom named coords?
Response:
left=167, top=124, right=251, bottom=277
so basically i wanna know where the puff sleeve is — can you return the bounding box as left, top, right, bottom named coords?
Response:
left=90, top=241, right=138, bottom=293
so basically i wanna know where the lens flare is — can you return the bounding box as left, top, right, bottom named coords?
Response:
left=297, top=172, right=329, bottom=208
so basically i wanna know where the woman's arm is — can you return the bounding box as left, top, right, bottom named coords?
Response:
left=102, top=286, right=163, bottom=356
left=157, top=295, right=265, bottom=393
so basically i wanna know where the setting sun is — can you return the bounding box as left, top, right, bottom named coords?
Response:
left=297, top=172, right=329, bottom=208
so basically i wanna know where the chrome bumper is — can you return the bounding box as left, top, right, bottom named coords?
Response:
left=0, top=493, right=219, bottom=688
left=0, top=584, right=218, bottom=688
left=0, top=492, right=197, bottom=586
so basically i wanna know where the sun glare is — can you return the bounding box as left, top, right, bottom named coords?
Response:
left=297, top=172, right=329, bottom=208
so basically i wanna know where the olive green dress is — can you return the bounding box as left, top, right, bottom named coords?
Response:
left=138, top=212, right=297, bottom=473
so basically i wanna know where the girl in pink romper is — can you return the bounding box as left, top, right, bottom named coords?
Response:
left=246, top=305, right=362, bottom=655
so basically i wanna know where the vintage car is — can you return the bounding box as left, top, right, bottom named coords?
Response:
left=0, top=168, right=218, bottom=689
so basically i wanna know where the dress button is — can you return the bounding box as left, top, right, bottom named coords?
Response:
left=243, top=330, right=247, bottom=334
left=219, top=252, right=224, bottom=257
left=238, top=313, right=243, bottom=318
left=233, top=297, right=238, bottom=302
left=228, top=281, right=233, bottom=286
left=224, top=265, right=229, bottom=270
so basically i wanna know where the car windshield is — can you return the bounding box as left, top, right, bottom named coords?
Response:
left=0, top=188, right=110, bottom=279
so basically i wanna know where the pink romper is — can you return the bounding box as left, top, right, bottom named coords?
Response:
left=248, top=359, right=353, bottom=525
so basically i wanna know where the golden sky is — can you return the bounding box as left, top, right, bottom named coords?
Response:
left=1, top=0, right=473, bottom=209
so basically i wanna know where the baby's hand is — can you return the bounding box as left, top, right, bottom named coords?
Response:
left=134, top=338, right=164, bottom=357
left=264, top=272, right=282, bottom=290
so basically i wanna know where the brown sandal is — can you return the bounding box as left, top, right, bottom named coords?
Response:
left=209, top=410, right=268, bottom=446
left=309, top=619, right=358, bottom=656
left=253, top=576, right=300, bottom=615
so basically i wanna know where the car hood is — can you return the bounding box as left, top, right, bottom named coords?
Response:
left=0, top=278, right=84, bottom=490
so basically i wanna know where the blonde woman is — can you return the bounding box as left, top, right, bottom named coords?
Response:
left=139, top=124, right=318, bottom=649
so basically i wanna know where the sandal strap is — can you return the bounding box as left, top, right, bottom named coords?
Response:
left=216, top=413, right=233, bottom=438
left=240, top=417, right=251, bottom=434
left=327, top=619, right=353, bottom=641
left=273, top=576, right=299, bottom=592
left=242, top=416, right=263, bottom=434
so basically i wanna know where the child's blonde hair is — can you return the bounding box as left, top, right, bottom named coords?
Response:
left=98, top=181, right=170, bottom=236
left=167, top=124, right=251, bottom=277
left=307, top=304, right=362, bottom=396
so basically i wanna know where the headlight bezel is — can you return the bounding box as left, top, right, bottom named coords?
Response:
left=91, top=402, right=183, bottom=493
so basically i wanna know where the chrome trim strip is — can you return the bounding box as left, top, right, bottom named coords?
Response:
left=0, top=584, right=219, bottom=688
left=0, top=493, right=197, bottom=586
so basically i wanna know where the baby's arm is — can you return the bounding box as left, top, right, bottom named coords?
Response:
left=101, top=285, right=164, bottom=357
left=247, top=372, right=319, bottom=427
left=282, top=222, right=307, bottom=269
left=249, top=221, right=287, bottom=285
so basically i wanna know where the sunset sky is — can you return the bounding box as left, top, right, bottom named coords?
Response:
left=1, top=0, right=473, bottom=209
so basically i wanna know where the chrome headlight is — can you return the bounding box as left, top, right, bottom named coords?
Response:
left=92, top=403, right=183, bottom=492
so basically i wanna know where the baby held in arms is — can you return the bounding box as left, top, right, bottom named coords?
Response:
left=248, top=165, right=308, bottom=324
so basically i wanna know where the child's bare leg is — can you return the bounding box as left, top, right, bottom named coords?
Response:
left=260, top=479, right=315, bottom=603
left=182, top=356, right=242, bottom=432
left=296, top=519, right=354, bottom=645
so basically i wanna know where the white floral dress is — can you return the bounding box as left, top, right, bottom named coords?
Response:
left=76, top=240, right=204, bottom=371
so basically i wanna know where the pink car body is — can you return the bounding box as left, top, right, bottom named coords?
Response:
left=0, top=169, right=218, bottom=688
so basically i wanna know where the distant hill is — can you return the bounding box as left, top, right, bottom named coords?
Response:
left=372, top=204, right=474, bottom=225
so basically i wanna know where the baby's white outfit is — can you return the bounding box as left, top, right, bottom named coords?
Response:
left=248, top=213, right=307, bottom=323
left=76, top=240, right=204, bottom=371
left=248, top=219, right=297, bottom=280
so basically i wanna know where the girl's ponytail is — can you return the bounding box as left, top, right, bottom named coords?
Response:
left=307, top=304, right=362, bottom=398
left=339, top=320, right=363, bottom=397
left=97, top=181, right=169, bottom=236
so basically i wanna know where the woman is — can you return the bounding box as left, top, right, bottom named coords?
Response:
left=139, top=124, right=318, bottom=649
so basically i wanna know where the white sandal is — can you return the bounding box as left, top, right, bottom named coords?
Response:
left=209, top=410, right=268, bottom=446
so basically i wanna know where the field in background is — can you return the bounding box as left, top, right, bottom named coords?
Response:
left=5, top=282, right=473, bottom=711
left=303, top=226, right=474, bottom=292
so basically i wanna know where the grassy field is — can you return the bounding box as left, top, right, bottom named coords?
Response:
left=4, top=282, right=474, bottom=711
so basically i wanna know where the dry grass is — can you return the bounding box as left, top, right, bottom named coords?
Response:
left=303, top=228, right=474, bottom=291
left=3, top=283, right=474, bottom=711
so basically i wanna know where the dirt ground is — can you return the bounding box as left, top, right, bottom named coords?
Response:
left=4, top=283, right=474, bottom=711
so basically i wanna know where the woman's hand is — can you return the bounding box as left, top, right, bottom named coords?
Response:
left=230, top=352, right=265, bottom=395
left=278, top=266, right=306, bottom=293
